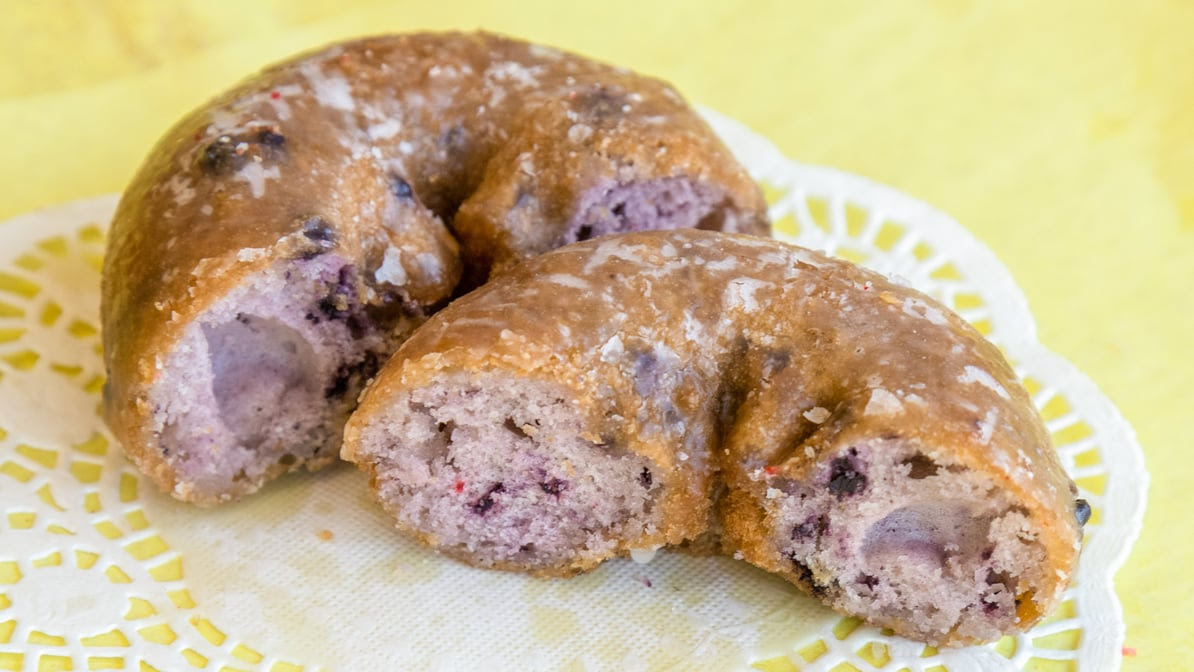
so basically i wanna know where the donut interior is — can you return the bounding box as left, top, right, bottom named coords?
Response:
left=565, top=176, right=736, bottom=243
left=148, top=253, right=412, bottom=500
left=767, top=440, right=1049, bottom=642
left=352, top=374, right=662, bottom=573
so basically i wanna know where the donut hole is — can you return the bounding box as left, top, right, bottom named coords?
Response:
left=568, top=177, right=730, bottom=243
left=770, top=442, right=1050, bottom=644
left=356, top=374, right=661, bottom=571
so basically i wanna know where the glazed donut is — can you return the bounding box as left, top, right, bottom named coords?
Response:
left=101, top=32, right=767, bottom=505
left=342, top=229, right=1086, bottom=646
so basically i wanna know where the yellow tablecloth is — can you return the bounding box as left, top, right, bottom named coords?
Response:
left=2, top=1, right=1188, bottom=668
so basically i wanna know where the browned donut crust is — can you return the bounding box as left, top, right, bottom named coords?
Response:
left=101, top=32, right=767, bottom=504
left=343, top=229, right=1084, bottom=645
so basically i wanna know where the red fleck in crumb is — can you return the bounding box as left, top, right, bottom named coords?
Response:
left=764, top=465, right=779, bottom=475
left=270, top=91, right=281, bottom=100
left=316, top=529, right=333, bottom=541
left=193, top=132, right=201, bottom=141
left=1122, top=647, right=1136, bottom=657
left=454, top=480, right=465, bottom=493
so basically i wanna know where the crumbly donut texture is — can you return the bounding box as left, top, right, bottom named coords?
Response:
left=343, top=229, right=1085, bottom=646
left=101, top=32, right=767, bottom=505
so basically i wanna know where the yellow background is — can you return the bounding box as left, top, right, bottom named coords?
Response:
left=2, top=1, right=1189, bottom=668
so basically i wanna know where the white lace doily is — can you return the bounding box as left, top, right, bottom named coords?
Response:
left=0, top=111, right=1147, bottom=672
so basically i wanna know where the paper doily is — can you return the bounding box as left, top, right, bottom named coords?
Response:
left=0, top=111, right=1147, bottom=672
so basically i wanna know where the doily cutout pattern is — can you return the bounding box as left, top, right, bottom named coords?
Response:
left=0, top=111, right=1147, bottom=671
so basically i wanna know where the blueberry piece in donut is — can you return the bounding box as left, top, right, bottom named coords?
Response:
left=791, top=515, right=827, bottom=541
left=197, top=127, right=287, bottom=176
left=389, top=175, right=415, bottom=200
left=101, top=32, right=767, bottom=505
left=827, top=449, right=867, bottom=498
left=342, top=229, right=1083, bottom=646
left=1074, top=498, right=1091, bottom=526
left=255, top=128, right=286, bottom=149
left=198, top=136, right=245, bottom=175
left=470, top=482, right=505, bottom=515
left=301, top=216, right=336, bottom=243
left=297, top=216, right=338, bottom=259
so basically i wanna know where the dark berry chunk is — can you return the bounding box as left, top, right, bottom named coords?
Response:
left=390, top=175, right=414, bottom=200
left=297, top=216, right=338, bottom=259
left=790, top=515, right=827, bottom=541
left=317, top=266, right=358, bottom=320
left=827, top=450, right=867, bottom=499
left=1074, top=498, right=1092, bottom=526
left=302, top=216, right=337, bottom=243
left=318, top=296, right=348, bottom=320
left=471, top=483, right=506, bottom=515
left=638, top=467, right=653, bottom=488
left=857, top=574, right=879, bottom=589
left=198, top=136, right=246, bottom=175
left=255, top=128, right=286, bottom=148
left=539, top=479, right=567, bottom=496
left=472, top=495, right=496, bottom=515
left=197, top=127, right=287, bottom=175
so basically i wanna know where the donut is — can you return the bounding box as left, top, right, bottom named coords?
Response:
left=100, top=32, right=767, bottom=505
left=342, top=229, right=1086, bottom=645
